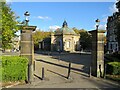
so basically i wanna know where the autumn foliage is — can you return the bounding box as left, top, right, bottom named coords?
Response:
left=32, top=30, right=50, bottom=49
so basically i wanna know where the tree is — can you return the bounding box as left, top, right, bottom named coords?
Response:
left=73, top=28, right=92, bottom=50
left=79, top=29, right=92, bottom=50
left=32, top=30, right=50, bottom=49
left=72, top=27, right=80, bottom=34
left=116, top=0, right=120, bottom=12
left=1, top=2, right=19, bottom=50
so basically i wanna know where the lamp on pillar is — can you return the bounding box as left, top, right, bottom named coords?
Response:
left=24, top=11, right=30, bottom=26
left=95, top=19, right=100, bottom=30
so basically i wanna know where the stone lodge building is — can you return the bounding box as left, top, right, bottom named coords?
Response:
left=106, top=12, right=120, bottom=53
left=106, top=0, right=120, bottom=53
left=51, top=20, right=80, bottom=52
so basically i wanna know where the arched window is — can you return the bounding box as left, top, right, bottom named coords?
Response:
left=66, top=41, right=70, bottom=48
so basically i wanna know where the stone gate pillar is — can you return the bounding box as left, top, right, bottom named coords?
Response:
left=89, top=30, right=105, bottom=78
left=20, top=26, right=36, bottom=83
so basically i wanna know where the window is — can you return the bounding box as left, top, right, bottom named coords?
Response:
left=110, top=44, right=112, bottom=50
left=66, top=41, right=70, bottom=48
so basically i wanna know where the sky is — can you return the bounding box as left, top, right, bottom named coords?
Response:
left=7, top=1, right=118, bottom=32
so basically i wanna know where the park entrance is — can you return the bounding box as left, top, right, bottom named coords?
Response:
left=20, top=12, right=105, bottom=83
left=20, top=25, right=105, bottom=84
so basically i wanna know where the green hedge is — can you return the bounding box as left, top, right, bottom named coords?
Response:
left=1, top=56, right=28, bottom=82
left=107, top=62, right=120, bottom=75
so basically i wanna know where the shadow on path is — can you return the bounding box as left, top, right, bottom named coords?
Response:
left=34, top=74, right=42, bottom=80
left=36, top=59, right=90, bottom=78
left=34, top=51, right=120, bottom=88
left=35, top=51, right=92, bottom=75
left=47, top=69, right=67, bottom=79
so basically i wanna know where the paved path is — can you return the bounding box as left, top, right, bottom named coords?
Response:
left=10, top=51, right=120, bottom=89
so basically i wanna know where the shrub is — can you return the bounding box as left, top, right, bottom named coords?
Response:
left=1, top=56, right=28, bottom=82
left=105, top=54, right=120, bottom=63
left=113, top=53, right=120, bottom=60
left=107, top=62, right=120, bottom=75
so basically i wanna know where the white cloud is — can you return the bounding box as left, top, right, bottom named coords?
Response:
left=6, top=0, right=13, bottom=4
left=6, top=0, right=12, bottom=2
left=49, top=25, right=61, bottom=31
left=37, top=16, right=51, bottom=20
left=36, top=27, right=41, bottom=30
left=94, top=24, right=107, bottom=30
left=102, top=17, right=108, bottom=23
left=99, top=24, right=107, bottom=30
left=109, top=2, right=118, bottom=13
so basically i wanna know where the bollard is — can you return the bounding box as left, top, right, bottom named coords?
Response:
left=67, top=62, right=71, bottom=79
left=42, top=67, right=44, bottom=80
left=99, top=64, right=102, bottom=78
left=58, top=55, right=60, bottom=61
left=33, top=61, right=35, bottom=71
left=48, top=52, right=50, bottom=56
left=89, top=66, right=91, bottom=77
left=58, top=52, right=60, bottom=61
left=58, top=51, right=61, bottom=61
left=104, top=64, right=107, bottom=79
